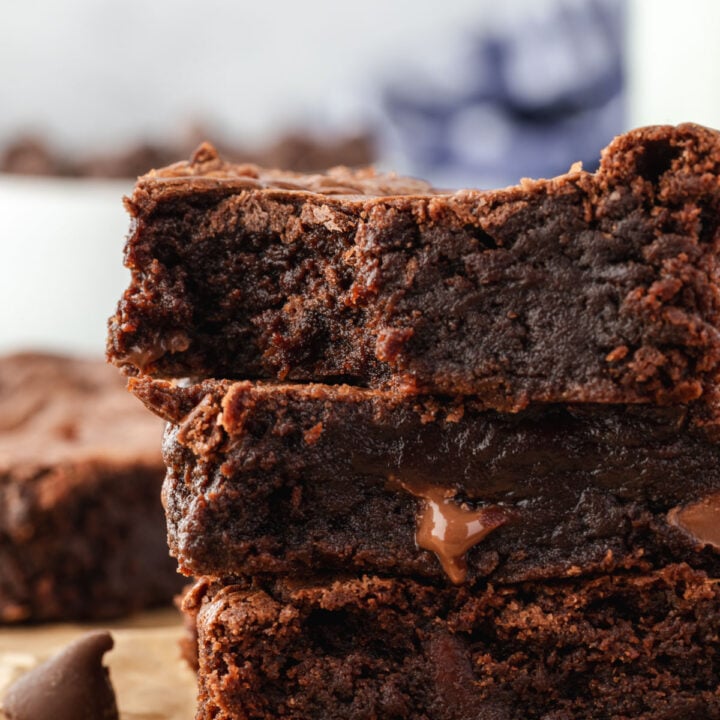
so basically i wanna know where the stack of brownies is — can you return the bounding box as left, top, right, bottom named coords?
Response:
left=108, top=123, right=720, bottom=719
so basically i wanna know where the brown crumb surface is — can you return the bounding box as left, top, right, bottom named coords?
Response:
left=186, top=564, right=720, bottom=720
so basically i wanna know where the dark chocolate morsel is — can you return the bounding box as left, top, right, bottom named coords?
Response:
left=1, top=631, right=119, bottom=720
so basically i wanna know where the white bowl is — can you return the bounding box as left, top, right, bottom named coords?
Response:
left=0, top=174, right=133, bottom=357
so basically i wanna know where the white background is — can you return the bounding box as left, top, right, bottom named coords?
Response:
left=0, top=0, right=504, bottom=151
left=627, top=0, right=720, bottom=129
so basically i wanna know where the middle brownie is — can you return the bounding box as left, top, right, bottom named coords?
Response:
left=133, top=377, right=720, bottom=584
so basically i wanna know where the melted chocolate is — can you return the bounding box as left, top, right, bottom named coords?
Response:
left=1, top=631, right=119, bottom=720
left=668, top=492, right=720, bottom=549
left=394, top=477, right=508, bottom=583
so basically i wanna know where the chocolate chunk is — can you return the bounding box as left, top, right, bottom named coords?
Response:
left=394, top=477, right=508, bottom=583
left=1, top=631, right=119, bottom=720
left=668, top=492, right=720, bottom=549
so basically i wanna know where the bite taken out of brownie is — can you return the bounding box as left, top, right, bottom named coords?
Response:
left=133, top=376, right=720, bottom=586
left=108, top=123, right=720, bottom=412
left=185, top=565, right=720, bottom=720
left=0, top=352, right=183, bottom=622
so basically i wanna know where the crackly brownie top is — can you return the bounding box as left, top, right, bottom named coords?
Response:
left=132, top=141, right=435, bottom=202
left=129, top=122, right=720, bottom=206
left=0, top=352, right=162, bottom=470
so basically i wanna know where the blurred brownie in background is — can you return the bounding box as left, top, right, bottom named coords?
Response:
left=0, top=352, right=182, bottom=622
left=0, top=130, right=375, bottom=179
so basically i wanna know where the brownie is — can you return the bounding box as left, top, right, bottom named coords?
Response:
left=108, top=124, right=720, bottom=410
left=0, top=352, right=183, bottom=622
left=132, top=376, right=720, bottom=584
left=0, top=131, right=374, bottom=178
left=185, top=565, right=720, bottom=720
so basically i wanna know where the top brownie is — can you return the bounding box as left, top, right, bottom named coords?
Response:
left=107, top=124, right=720, bottom=409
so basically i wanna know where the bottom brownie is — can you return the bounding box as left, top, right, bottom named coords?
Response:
left=185, top=566, right=720, bottom=720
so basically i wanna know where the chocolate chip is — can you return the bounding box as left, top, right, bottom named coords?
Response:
left=1, top=631, right=119, bottom=720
